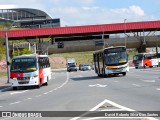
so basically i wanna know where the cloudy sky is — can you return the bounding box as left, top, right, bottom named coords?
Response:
left=0, top=0, right=160, bottom=26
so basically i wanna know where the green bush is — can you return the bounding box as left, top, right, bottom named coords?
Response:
left=12, top=48, right=32, bottom=58
left=0, top=37, right=5, bottom=61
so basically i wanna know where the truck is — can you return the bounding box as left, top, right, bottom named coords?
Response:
left=66, top=58, right=77, bottom=72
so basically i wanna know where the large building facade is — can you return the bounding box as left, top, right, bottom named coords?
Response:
left=0, top=8, right=60, bottom=28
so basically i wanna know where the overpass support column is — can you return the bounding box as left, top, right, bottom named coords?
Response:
left=137, top=44, right=146, bottom=53
left=137, top=30, right=147, bottom=53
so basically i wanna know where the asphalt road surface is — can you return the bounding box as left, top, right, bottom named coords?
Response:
left=0, top=68, right=160, bottom=120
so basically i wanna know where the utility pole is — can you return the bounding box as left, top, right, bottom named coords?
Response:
left=124, top=19, right=127, bottom=47
left=4, top=20, right=15, bottom=83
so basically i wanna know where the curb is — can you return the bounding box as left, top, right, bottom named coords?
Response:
left=0, top=86, right=12, bottom=92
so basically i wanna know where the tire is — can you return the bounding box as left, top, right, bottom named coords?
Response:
left=102, top=68, right=105, bottom=77
left=13, top=87, right=18, bottom=90
left=44, top=77, right=49, bottom=86
left=98, top=74, right=101, bottom=77
left=143, top=64, right=147, bottom=68
left=135, top=67, right=138, bottom=69
left=44, top=82, right=48, bottom=86
left=122, top=72, right=126, bottom=76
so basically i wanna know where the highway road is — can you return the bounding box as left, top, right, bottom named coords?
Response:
left=0, top=68, right=160, bottom=120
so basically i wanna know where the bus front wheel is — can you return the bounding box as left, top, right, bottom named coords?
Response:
left=122, top=72, right=126, bottom=76
left=13, top=87, right=18, bottom=90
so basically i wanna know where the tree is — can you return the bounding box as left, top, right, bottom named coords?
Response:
left=0, top=23, right=6, bottom=61
left=12, top=48, right=32, bottom=58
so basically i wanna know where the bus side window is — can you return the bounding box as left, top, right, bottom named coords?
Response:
left=47, top=58, right=50, bottom=67
left=44, top=57, right=47, bottom=68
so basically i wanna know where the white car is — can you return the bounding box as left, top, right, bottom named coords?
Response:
left=80, top=64, right=91, bottom=71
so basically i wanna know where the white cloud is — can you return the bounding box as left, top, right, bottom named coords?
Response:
left=48, top=0, right=95, bottom=6
left=0, top=5, right=17, bottom=9
left=51, top=5, right=147, bottom=26
left=129, top=5, right=145, bottom=16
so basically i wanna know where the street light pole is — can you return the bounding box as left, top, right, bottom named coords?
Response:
left=102, top=31, right=105, bottom=49
left=5, top=31, right=10, bottom=83
left=124, top=19, right=127, bottom=47
left=100, top=26, right=105, bottom=49
left=5, top=21, right=15, bottom=83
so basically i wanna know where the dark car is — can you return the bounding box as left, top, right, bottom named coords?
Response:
left=67, top=64, right=77, bottom=72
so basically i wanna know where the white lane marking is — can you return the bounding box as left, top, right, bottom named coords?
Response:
left=10, top=90, right=28, bottom=95
left=39, top=71, right=69, bottom=95
left=142, top=80, right=155, bottom=83
left=27, top=97, right=32, bottom=100
left=55, top=72, right=69, bottom=90
left=35, top=95, right=41, bottom=97
left=89, top=84, right=107, bottom=88
left=71, top=99, right=158, bottom=120
left=49, top=90, right=53, bottom=92
left=24, top=97, right=32, bottom=101
left=156, top=88, right=160, bottom=90
left=100, top=108, right=124, bottom=111
left=92, top=99, right=134, bottom=111
left=0, top=106, right=3, bottom=107
left=70, top=100, right=108, bottom=120
left=70, top=99, right=134, bottom=120
left=132, top=84, right=140, bottom=87
left=43, top=90, right=54, bottom=94
left=44, top=92, right=50, bottom=95
left=9, top=101, right=21, bottom=105
left=50, top=72, right=69, bottom=92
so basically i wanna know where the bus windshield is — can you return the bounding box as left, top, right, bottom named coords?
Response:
left=10, top=58, right=37, bottom=72
left=133, top=54, right=143, bottom=61
left=104, top=51, right=128, bottom=65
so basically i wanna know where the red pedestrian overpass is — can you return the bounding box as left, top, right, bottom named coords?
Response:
left=0, top=20, right=160, bottom=40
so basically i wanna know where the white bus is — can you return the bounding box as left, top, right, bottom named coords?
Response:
left=93, top=46, right=129, bottom=77
left=133, top=52, right=159, bottom=69
left=10, top=54, right=52, bottom=90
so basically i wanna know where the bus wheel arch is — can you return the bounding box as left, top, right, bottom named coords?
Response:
left=44, top=77, right=48, bottom=86
left=36, top=78, right=42, bottom=88
left=143, top=64, right=147, bottom=68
